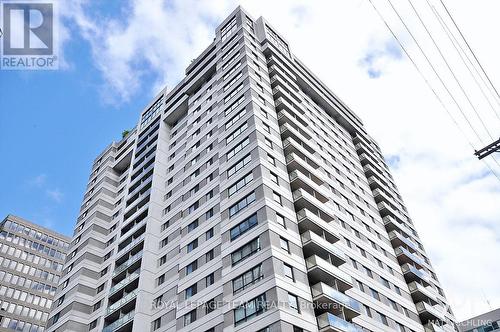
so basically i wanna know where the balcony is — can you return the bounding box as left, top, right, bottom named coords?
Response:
left=117, top=233, right=145, bottom=258
left=383, top=216, right=413, bottom=239
left=283, top=136, right=316, bottom=156
left=424, top=322, right=446, bottom=332
left=395, top=246, right=424, bottom=269
left=306, top=255, right=352, bottom=292
left=106, top=290, right=138, bottom=316
left=401, top=263, right=431, bottom=286
left=103, top=310, right=134, bottom=332
left=408, top=281, right=438, bottom=305
left=416, top=301, right=446, bottom=323
left=293, top=188, right=333, bottom=220
left=296, top=208, right=337, bottom=239
left=289, top=170, right=327, bottom=198
left=113, top=251, right=143, bottom=276
left=109, top=270, right=141, bottom=296
left=377, top=201, right=407, bottom=225
left=301, top=231, right=345, bottom=265
left=311, top=282, right=360, bottom=320
left=317, top=312, right=363, bottom=332
left=278, top=108, right=310, bottom=132
left=286, top=152, right=322, bottom=176
left=388, top=230, right=418, bottom=253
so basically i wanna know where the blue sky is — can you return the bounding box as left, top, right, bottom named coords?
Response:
left=1, top=0, right=500, bottom=319
left=0, top=2, right=171, bottom=235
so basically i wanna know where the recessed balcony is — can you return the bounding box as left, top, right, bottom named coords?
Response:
left=311, top=282, right=361, bottom=320
left=293, top=188, right=332, bottom=220
left=395, top=246, right=424, bottom=269
left=408, top=281, right=439, bottom=305
left=377, top=201, right=407, bottom=225
left=283, top=136, right=316, bottom=156
left=388, top=230, right=418, bottom=253
left=301, top=230, right=345, bottom=265
left=383, top=216, right=413, bottom=239
left=103, top=310, right=134, bottom=332
left=109, top=269, right=141, bottom=297
left=105, top=290, right=137, bottom=317
left=113, top=251, right=143, bottom=277
left=296, top=208, right=336, bottom=236
left=317, top=312, right=364, bottom=332
left=424, top=322, right=446, bottom=332
left=289, top=170, right=327, bottom=198
left=401, top=263, right=431, bottom=286
left=306, top=255, right=352, bottom=292
left=286, top=153, right=325, bottom=185
left=416, top=301, right=446, bottom=323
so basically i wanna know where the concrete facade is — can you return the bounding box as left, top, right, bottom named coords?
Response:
left=0, top=215, right=70, bottom=332
left=46, top=7, right=457, bottom=332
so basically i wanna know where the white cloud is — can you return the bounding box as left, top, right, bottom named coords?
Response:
left=46, top=188, right=64, bottom=203
left=29, top=174, right=47, bottom=187
left=62, top=0, right=500, bottom=321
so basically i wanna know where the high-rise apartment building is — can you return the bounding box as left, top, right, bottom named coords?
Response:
left=46, top=7, right=457, bottom=332
left=0, top=215, right=70, bottom=332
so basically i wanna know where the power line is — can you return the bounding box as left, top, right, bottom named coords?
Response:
left=404, top=0, right=496, bottom=141
left=383, top=0, right=487, bottom=146
left=438, top=0, right=500, bottom=109
left=427, top=0, right=500, bottom=122
left=365, top=0, right=500, bottom=183
left=404, top=0, right=500, bottom=170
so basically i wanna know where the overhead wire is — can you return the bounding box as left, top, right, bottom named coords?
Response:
left=404, top=0, right=496, bottom=141
left=366, top=0, right=500, bottom=183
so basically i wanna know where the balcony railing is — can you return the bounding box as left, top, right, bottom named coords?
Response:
left=109, top=270, right=140, bottom=295
left=408, top=281, right=438, bottom=304
left=113, top=251, right=143, bottom=276
left=395, top=246, right=425, bottom=268
left=117, top=234, right=145, bottom=256
left=306, top=255, right=352, bottom=291
left=311, top=282, right=360, bottom=318
left=106, top=290, right=138, bottom=315
left=102, top=310, right=135, bottom=332
left=301, top=231, right=344, bottom=265
left=316, top=312, right=363, bottom=332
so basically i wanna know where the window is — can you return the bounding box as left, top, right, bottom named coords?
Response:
left=288, top=293, right=299, bottom=312
left=158, top=274, right=165, bottom=285
left=187, top=239, right=198, bottom=253
left=273, top=192, right=282, bottom=205
left=227, top=154, right=251, bottom=178
left=97, top=283, right=105, bottom=294
left=226, top=108, right=247, bottom=129
left=226, top=122, right=248, bottom=144
left=231, top=238, right=260, bottom=266
left=232, top=264, right=263, bottom=293
left=270, top=172, right=278, bottom=184
left=263, top=123, right=270, bottom=133
left=229, top=191, right=256, bottom=217
left=230, top=214, right=258, bottom=240
left=206, top=228, right=214, bottom=240
left=184, top=309, right=196, bottom=326
left=284, top=263, right=294, bottom=281
left=227, top=137, right=250, bottom=160
left=205, top=298, right=217, bottom=315
left=152, top=318, right=161, bottom=330
left=276, top=214, right=285, bottom=227
left=234, top=294, right=266, bottom=325
left=186, top=261, right=197, bottom=275
left=206, top=249, right=214, bottom=262
left=153, top=295, right=163, bottom=308
left=206, top=273, right=215, bottom=287
left=267, top=154, right=275, bottom=165
left=378, top=312, right=389, bottom=326
left=389, top=298, right=398, bottom=310
left=187, top=220, right=199, bottom=232
left=280, top=237, right=290, bottom=253
left=92, top=300, right=101, bottom=311
left=370, top=288, right=380, bottom=301
left=265, top=138, right=273, bottom=149
left=381, top=277, right=390, bottom=288
left=228, top=172, right=253, bottom=197
left=206, top=208, right=214, bottom=219
left=185, top=284, right=197, bottom=298
left=89, top=319, right=98, bottom=330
